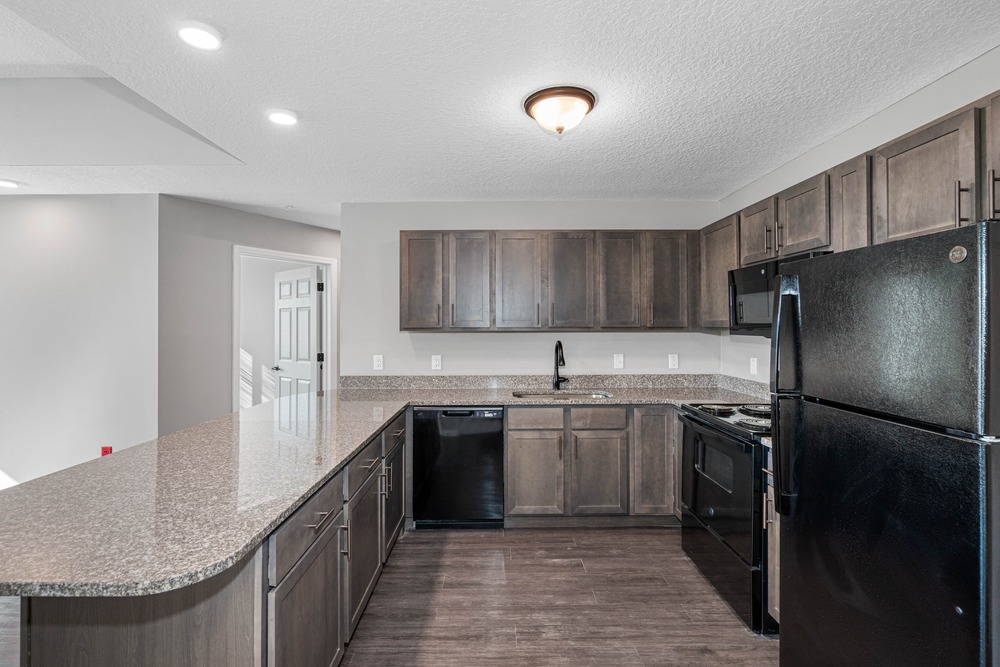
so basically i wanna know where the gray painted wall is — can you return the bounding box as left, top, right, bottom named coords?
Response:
left=158, top=195, right=340, bottom=435
left=0, top=194, right=159, bottom=483
left=340, top=201, right=722, bottom=377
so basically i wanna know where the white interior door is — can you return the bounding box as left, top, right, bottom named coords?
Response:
left=274, top=266, right=319, bottom=400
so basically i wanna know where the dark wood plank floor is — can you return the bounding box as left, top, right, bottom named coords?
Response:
left=344, top=528, right=778, bottom=666
left=0, top=529, right=778, bottom=666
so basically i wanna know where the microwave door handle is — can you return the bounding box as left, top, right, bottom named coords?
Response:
left=728, top=282, right=738, bottom=327
left=770, top=273, right=801, bottom=395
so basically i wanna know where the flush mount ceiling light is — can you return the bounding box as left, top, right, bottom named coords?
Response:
left=176, top=20, right=223, bottom=51
left=268, top=109, right=299, bottom=126
left=0, top=179, right=19, bottom=189
left=523, top=86, right=596, bottom=135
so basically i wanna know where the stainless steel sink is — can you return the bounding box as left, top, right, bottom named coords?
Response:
left=511, top=390, right=612, bottom=399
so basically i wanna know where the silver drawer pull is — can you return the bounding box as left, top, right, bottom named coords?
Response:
left=762, top=467, right=773, bottom=476
left=305, top=509, right=335, bottom=532
left=341, top=522, right=351, bottom=559
left=365, top=457, right=380, bottom=471
left=392, top=429, right=405, bottom=438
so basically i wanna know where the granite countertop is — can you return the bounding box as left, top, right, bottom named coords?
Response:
left=0, top=379, right=764, bottom=597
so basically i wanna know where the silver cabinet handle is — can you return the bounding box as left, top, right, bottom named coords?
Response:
left=365, top=457, right=380, bottom=471
left=386, top=465, right=393, bottom=493
left=341, top=521, right=351, bottom=559
left=451, top=303, right=455, bottom=326
left=989, top=169, right=999, bottom=219
left=379, top=473, right=387, bottom=498
left=536, top=303, right=540, bottom=326
left=764, top=226, right=770, bottom=251
left=776, top=224, right=784, bottom=249
left=648, top=303, right=653, bottom=327
left=436, top=303, right=441, bottom=326
left=557, top=438, right=562, bottom=461
left=392, top=429, right=405, bottom=438
left=550, top=302, right=555, bottom=324
left=955, top=180, right=971, bottom=226
left=305, top=509, right=335, bottom=532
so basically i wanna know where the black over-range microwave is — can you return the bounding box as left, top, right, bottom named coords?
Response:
left=728, top=253, right=830, bottom=337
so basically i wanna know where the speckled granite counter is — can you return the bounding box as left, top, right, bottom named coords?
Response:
left=0, top=378, right=764, bottom=598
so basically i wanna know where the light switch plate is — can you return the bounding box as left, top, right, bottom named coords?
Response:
left=613, top=353, right=624, bottom=369
left=373, top=354, right=384, bottom=371
left=668, top=354, right=679, bottom=369
left=750, top=357, right=758, bottom=375
left=431, top=354, right=442, bottom=370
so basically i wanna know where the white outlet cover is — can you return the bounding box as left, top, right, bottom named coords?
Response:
left=373, top=354, right=384, bottom=371
left=668, top=354, right=679, bottom=369
left=613, top=353, right=624, bottom=369
left=750, top=357, right=758, bottom=375
left=431, top=354, right=442, bottom=370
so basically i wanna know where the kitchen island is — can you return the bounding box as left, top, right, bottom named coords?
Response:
left=0, top=378, right=763, bottom=665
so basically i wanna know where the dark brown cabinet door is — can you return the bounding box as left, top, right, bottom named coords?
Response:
left=828, top=154, right=871, bottom=252
left=548, top=231, right=595, bottom=328
left=505, top=429, right=564, bottom=515
left=643, top=231, right=688, bottom=328
left=985, top=94, right=1000, bottom=220
left=381, top=442, right=405, bottom=562
left=447, top=231, right=491, bottom=328
left=569, top=429, right=629, bottom=515
left=699, top=215, right=739, bottom=328
left=740, top=197, right=777, bottom=265
left=399, top=231, right=443, bottom=329
left=631, top=407, right=677, bottom=515
left=495, top=231, right=543, bottom=328
left=777, top=174, right=830, bottom=256
left=597, top=231, right=642, bottom=327
left=268, top=510, right=344, bottom=667
left=873, top=109, right=977, bottom=244
left=344, top=471, right=382, bottom=640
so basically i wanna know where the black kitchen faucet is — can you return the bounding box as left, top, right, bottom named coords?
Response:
left=553, top=340, right=567, bottom=390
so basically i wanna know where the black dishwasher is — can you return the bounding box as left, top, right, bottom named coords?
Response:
left=412, top=407, right=504, bottom=529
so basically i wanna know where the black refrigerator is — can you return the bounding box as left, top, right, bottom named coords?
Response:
left=771, top=221, right=1000, bottom=666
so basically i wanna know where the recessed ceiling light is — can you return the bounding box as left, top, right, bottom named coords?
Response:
left=524, top=86, right=596, bottom=135
left=177, top=20, right=223, bottom=51
left=268, top=109, right=299, bottom=126
left=0, top=179, right=19, bottom=189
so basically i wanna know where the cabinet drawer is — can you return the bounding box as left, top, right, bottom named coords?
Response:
left=507, top=407, right=564, bottom=430
left=346, top=437, right=383, bottom=500
left=381, top=411, right=406, bottom=456
left=570, top=407, right=627, bottom=430
left=268, top=469, right=344, bottom=586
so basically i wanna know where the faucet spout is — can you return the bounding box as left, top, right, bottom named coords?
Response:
left=553, top=340, right=567, bottom=390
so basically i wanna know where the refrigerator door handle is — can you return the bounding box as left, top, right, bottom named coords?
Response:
left=770, top=273, right=801, bottom=395
left=771, top=398, right=795, bottom=516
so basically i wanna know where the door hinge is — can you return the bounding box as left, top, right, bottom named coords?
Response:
left=317, top=282, right=324, bottom=291
left=317, top=353, right=325, bottom=362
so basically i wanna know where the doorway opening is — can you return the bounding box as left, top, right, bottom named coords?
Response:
left=232, top=246, right=338, bottom=411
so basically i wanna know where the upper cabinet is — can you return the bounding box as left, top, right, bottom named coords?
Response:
left=985, top=94, right=1000, bottom=221
left=776, top=173, right=830, bottom=256
left=700, top=215, right=739, bottom=328
left=399, top=232, right=443, bottom=329
left=549, top=232, right=595, bottom=328
left=873, top=109, right=977, bottom=244
left=644, top=231, right=691, bottom=329
left=447, top=231, right=491, bottom=328
left=495, top=231, right=544, bottom=328
left=597, top=231, right=642, bottom=328
left=739, top=197, right=777, bottom=266
left=828, top=154, right=871, bottom=252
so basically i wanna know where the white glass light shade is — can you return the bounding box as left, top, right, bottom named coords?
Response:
left=0, top=179, right=18, bottom=189
left=177, top=20, right=223, bottom=51
left=524, top=87, right=596, bottom=135
left=268, top=109, right=299, bottom=126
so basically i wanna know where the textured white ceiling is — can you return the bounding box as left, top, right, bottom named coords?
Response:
left=1, top=0, right=1000, bottom=228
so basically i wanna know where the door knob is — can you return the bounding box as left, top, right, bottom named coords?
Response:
left=271, top=366, right=283, bottom=371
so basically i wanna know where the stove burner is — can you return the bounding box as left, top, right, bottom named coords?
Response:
left=738, top=404, right=771, bottom=418
left=699, top=404, right=737, bottom=416
left=737, top=418, right=772, bottom=433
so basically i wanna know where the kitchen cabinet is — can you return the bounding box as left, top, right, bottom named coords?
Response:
left=776, top=174, right=830, bottom=256
left=597, top=231, right=642, bottom=327
left=549, top=231, right=595, bottom=328
left=447, top=231, right=491, bottom=328
left=873, top=108, right=977, bottom=244
left=343, top=441, right=383, bottom=640
left=630, top=406, right=678, bottom=516
left=699, top=214, right=739, bottom=328
left=505, top=408, right=565, bottom=515
left=739, top=197, right=778, bottom=266
left=268, top=509, right=345, bottom=667
left=399, top=231, right=444, bottom=329
left=643, top=230, right=692, bottom=328
left=495, top=231, right=544, bottom=328
left=985, top=94, right=1000, bottom=220
left=828, top=154, right=871, bottom=252
left=568, top=407, right=629, bottom=515
left=381, top=420, right=406, bottom=562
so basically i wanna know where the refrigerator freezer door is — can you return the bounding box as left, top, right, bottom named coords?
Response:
left=779, top=400, right=987, bottom=666
left=781, top=222, right=996, bottom=435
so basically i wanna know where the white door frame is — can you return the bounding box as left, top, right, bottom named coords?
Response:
left=232, top=245, right=338, bottom=412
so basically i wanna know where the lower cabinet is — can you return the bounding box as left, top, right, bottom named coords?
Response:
left=268, top=509, right=345, bottom=667
left=505, top=429, right=565, bottom=515
left=631, top=406, right=679, bottom=516
left=344, top=466, right=383, bottom=640
left=569, top=428, right=629, bottom=514
left=382, top=439, right=405, bottom=561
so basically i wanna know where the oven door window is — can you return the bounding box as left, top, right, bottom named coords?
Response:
left=682, top=420, right=757, bottom=564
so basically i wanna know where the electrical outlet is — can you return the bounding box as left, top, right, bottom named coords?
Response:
left=431, top=354, right=442, bottom=370
left=613, top=353, right=624, bottom=369
left=668, top=354, right=679, bottom=369
left=373, top=354, right=384, bottom=371
left=750, top=357, right=758, bottom=375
